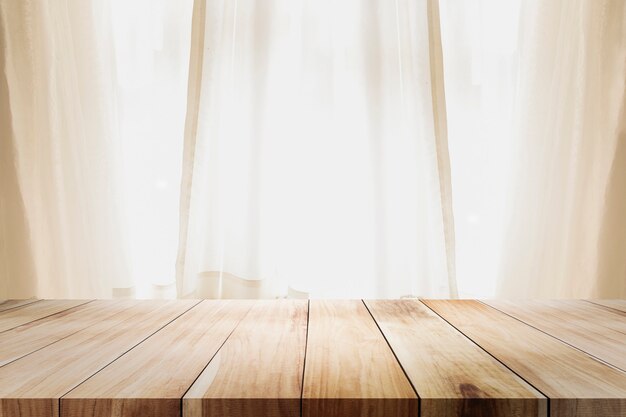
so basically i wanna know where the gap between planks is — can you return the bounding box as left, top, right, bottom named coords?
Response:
left=0, top=299, right=40, bottom=313
left=481, top=300, right=626, bottom=372
left=423, top=299, right=626, bottom=417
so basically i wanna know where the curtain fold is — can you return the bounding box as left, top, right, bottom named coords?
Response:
left=111, top=0, right=193, bottom=297
left=176, top=0, right=208, bottom=298
left=439, top=0, right=525, bottom=297
left=0, top=30, right=37, bottom=298
left=595, top=92, right=626, bottom=297
left=176, top=0, right=458, bottom=299
left=427, top=0, right=458, bottom=298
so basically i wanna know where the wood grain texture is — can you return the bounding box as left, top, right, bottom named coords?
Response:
left=0, top=299, right=624, bottom=417
left=484, top=300, right=626, bottom=371
left=0, top=299, right=38, bottom=312
left=365, top=299, right=546, bottom=417
left=63, top=300, right=253, bottom=417
left=183, top=300, right=308, bottom=417
left=302, top=300, right=417, bottom=417
left=0, top=300, right=138, bottom=367
left=588, top=299, right=626, bottom=314
left=0, top=300, right=198, bottom=417
left=0, top=299, right=90, bottom=332
left=423, top=299, right=626, bottom=417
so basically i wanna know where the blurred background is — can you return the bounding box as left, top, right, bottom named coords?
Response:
left=1, top=0, right=624, bottom=299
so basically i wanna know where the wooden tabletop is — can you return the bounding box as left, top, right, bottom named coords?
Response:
left=0, top=299, right=624, bottom=417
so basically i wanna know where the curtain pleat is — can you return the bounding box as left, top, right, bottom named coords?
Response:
left=176, top=0, right=208, bottom=297
left=0, top=26, right=38, bottom=298
left=427, top=0, right=458, bottom=298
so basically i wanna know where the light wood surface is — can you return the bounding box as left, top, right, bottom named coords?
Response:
left=365, top=299, right=546, bottom=417
left=0, top=299, right=38, bottom=312
left=184, top=300, right=308, bottom=417
left=484, top=299, right=626, bottom=371
left=0, top=299, right=136, bottom=367
left=588, top=299, right=626, bottom=313
left=302, top=300, right=417, bottom=417
left=0, top=299, right=90, bottom=333
left=0, top=300, right=197, bottom=417
left=62, top=300, right=252, bottom=417
left=423, top=299, right=626, bottom=417
left=0, top=299, right=625, bottom=417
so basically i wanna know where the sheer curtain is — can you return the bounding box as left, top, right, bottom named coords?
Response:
left=111, top=0, right=193, bottom=298
left=496, top=0, right=626, bottom=298
left=176, top=0, right=458, bottom=298
left=440, top=0, right=523, bottom=297
left=441, top=0, right=626, bottom=298
left=0, top=0, right=193, bottom=299
left=0, top=0, right=130, bottom=298
left=2, top=0, right=625, bottom=300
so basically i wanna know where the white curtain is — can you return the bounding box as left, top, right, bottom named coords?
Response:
left=176, top=0, right=458, bottom=298
left=0, top=0, right=193, bottom=299
left=496, top=0, right=626, bottom=298
left=111, top=0, right=193, bottom=298
left=439, top=0, right=524, bottom=297
left=1, top=0, right=625, bottom=300
left=440, top=0, right=626, bottom=298
left=0, top=0, right=130, bottom=298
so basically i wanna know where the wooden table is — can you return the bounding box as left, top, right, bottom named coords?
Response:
left=0, top=299, right=624, bottom=417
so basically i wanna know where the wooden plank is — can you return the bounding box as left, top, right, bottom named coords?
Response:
left=0, top=299, right=39, bottom=313
left=588, top=299, right=626, bottom=314
left=365, top=299, right=546, bottom=417
left=484, top=300, right=626, bottom=371
left=302, top=300, right=417, bottom=417
left=183, top=300, right=307, bottom=417
left=0, top=300, right=90, bottom=332
left=62, top=300, right=254, bottom=417
left=0, top=300, right=141, bottom=367
left=0, top=299, right=198, bottom=417
left=423, top=300, right=626, bottom=417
